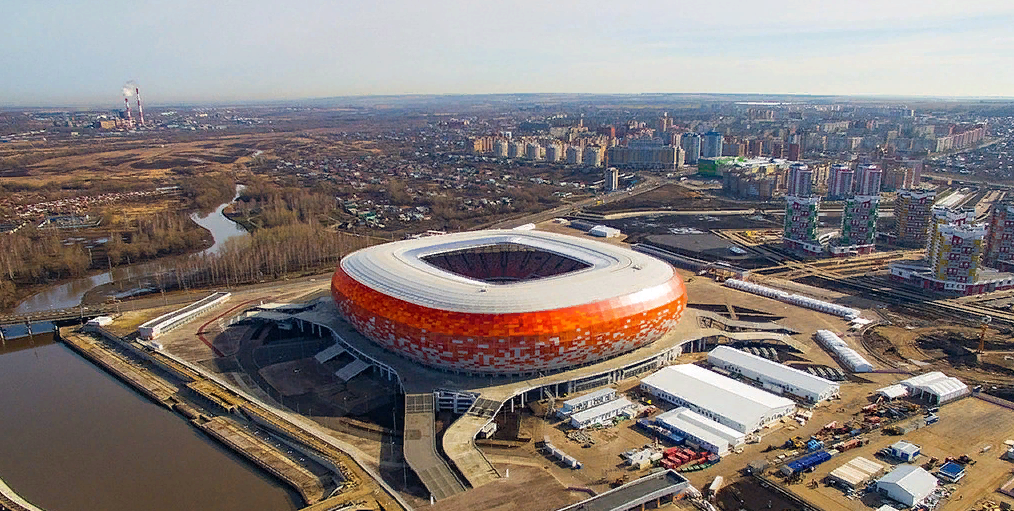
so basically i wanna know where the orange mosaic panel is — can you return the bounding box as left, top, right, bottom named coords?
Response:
left=330, top=266, right=688, bottom=373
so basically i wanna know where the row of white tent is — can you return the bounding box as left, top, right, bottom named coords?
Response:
left=724, top=279, right=861, bottom=320
left=815, top=330, right=874, bottom=373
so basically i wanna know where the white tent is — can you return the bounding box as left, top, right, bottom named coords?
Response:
left=828, top=456, right=884, bottom=488
left=899, top=372, right=968, bottom=404
left=876, top=384, right=909, bottom=400
left=876, top=465, right=937, bottom=507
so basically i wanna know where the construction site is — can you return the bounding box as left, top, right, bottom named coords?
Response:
left=6, top=178, right=1014, bottom=511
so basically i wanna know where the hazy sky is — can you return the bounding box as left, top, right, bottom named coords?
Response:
left=3, top=0, right=1014, bottom=106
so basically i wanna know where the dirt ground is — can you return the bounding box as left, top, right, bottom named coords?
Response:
left=772, top=396, right=1014, bottom=511
left=585, top=184, right=765, bottom=214
left=2, top=133, right=284, bottom=187
left=420, top=463, right=582, bottom=511
left=259, top=358, right=333, bottom=396
left=866, top=324, right=1014, bottom=384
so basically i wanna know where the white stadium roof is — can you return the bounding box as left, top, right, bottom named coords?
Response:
left=339, top=229, right=675, bottom=313
left=641, top=364, right=795, bottom=429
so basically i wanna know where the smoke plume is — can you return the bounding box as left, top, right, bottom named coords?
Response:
left=122, top=81, right=138, bottom=97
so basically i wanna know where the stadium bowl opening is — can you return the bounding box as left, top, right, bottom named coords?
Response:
left=331, top=229, right=687, bottom=374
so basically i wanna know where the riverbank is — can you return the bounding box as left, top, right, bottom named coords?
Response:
left=8, top=185, right=254, bottom=315
left=6, top=224, right=215, bottom=315
left=61, top=327, right=332, bottom=507
left=58, top=325, right=403, bottom=510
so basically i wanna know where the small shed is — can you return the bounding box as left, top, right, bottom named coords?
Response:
left=889, top=441, right=921, bottom=462
left=937, top=461, right=966, bottom=483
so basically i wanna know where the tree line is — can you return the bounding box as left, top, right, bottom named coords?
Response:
left=0, top=210, right=209, bottom=310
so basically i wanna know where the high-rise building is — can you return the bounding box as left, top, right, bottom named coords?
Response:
left=787, top=143, right=801, bottom=161
left=604, top=167, right=619, bottom=192
left=927, top=207, right=976, bottom=263
left=783, top=196, right=822, bottom=256
left=597, top=126, right=616, bottom=138
left=525, top=142, right=541, bottom=161
left=902, top=159, right=924, bottom=188
left=928, top=223, right=986, bottom=284
left=702, top=131, right=724, bottom=158
left=832, top=195, right=879, bottom=256
left=894, top=189, right=937, bottom=246
left=658, top=112, right=671, bottom=135
left=855, top=164, right=883, bottom=196
left=507, top=141, right=522, bottom=159
left=828, top=164, right=855, bottom=199
left=583, top=146, right=603, bottom=167
left=787, top=163, right=813, bottom=196
left=747, top=139, right=763, bottom=157
left=984, top=201, right=1014, bottom=269
left=681, top=133, right=702, bottom=164
left=493, top=139, right=508, bottom=158
left=565, top=145, right=582, bottom=165
left=770, top=141, right=784, bottom=159
left=545, top=144, right=562, bottom=162
left=670, top=132, right=683, bottom=148
left=607, top=142, right=680, bottom=170
left=469, top=136, right=494, bottom=154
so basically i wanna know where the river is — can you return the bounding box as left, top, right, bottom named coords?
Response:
left=14, top=187, right=248, bottom=314
left=0, top=334, right=300, bottom=511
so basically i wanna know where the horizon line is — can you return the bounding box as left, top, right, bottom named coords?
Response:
left=4, top=91, right=1014, bottom=110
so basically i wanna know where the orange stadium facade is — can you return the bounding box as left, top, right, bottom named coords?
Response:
left=330, top=230, right=687, bottom=374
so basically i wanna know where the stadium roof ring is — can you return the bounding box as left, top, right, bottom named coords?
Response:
left=331, top=229, right=687, bottom=373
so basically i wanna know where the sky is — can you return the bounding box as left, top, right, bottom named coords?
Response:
left=2, top=0, right=1014, bottom=106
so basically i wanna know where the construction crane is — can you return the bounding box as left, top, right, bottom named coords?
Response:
left=978, top=315, right=992, bottom=353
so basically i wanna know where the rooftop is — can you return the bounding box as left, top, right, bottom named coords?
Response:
left=877, top=465, right=937, bottom=503
left=641, top=364, right=795, bottom=428
left=707, top=346, right=838, bottom=396
left=655, top=407, right=744, bottom=448
left=339, top=229, right=676, bottom=314
left=570, top=398, right=634, bottom=424
left=558, top=470, right=689, bottom=511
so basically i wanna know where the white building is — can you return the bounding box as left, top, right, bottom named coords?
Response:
left=569, top=397, right=635, bottom=429
left=876, top=384, right=909, bottom=401
left=888, top=441, right=921, bottom=462
left=876, top=465, right=938, bottom=507
left=707, top=346, right=839, bottom=403
left=558, top=388, right=617, bottom=417
left=588, top=225, right=622, bottom=238
left=899, top=371, right=969, bottom=405
left=828, top=456, right=884, bottom=489
left=814, top=330, right=874, bottom=372
left=640, top=364, right=796, bottom=433
left=654, top=407, right=745, bottom=455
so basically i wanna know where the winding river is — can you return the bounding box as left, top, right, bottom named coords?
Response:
left=14, top=187, right=248, bottom=314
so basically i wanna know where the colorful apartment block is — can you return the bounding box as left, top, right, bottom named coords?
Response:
left=894, top=189, right=937, bottom=246
left=783, top=196, right=823, bottom=256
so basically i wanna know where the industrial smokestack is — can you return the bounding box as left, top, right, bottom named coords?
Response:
left=135, top=87, right=144, bottom=126
left=124, top=97, right=132, bottom=124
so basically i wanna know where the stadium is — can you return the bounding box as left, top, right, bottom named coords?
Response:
left=330, top=229, right=688, bottom=374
